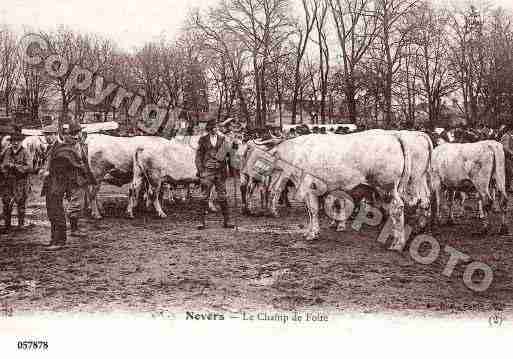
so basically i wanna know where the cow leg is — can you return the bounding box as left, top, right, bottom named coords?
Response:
left=186, top=184, right=192, bottom=201
left=447, top=191, right=457, bottom=225
left=240, top=186, right=249, bottom=215
left=269, top=172, right=288, bottom=218
left=239, top=174, right=250, bottom=215
left=145, top=181, right=153, bottom=210
left=477, top=199, right=485, bottom=219
left=179, top=185, right=187, bottom=202
left=491, top=186, right=500, bottom=212
left=208, top=187, right=218, bottom=212
left=247, top=181, right=258, bottom=214
left=126, top=175, right=144, bottom=219
left=260, top=187, right=265, bottom=211
left=82, top=188, right=90, bottom=216
left=430, top=177, right=443, bottom=229
left=264, top=184, right=271, bottom=212
left=388, top=190, right=406, bottom=251
left=152, top=181, right=167, bottom=218
left=474, top=181, right=492, bottom=234
left=269, top=185, right=282, bottom=218
left=89, top=184, right=103, bottom=219
left=498, top=190, right=509, bottom=235
left=161, top=183, right=174, bottom=205
left=283, top=185, right=292, bottom=207
left=304, top=192, right=321, bottom=240
left=325, top=194, right=349, bottom=232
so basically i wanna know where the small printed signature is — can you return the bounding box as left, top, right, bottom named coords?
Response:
left=489, top=312, right=504, bottom=327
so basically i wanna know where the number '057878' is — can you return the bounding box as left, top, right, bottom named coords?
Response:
left=17, top=341, right=48, bottom=350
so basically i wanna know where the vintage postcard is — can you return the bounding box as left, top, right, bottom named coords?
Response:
left=1, top=0, right=513, bottom=357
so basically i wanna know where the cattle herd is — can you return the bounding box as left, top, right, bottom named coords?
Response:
left=1, top=122, right=513, bottom=253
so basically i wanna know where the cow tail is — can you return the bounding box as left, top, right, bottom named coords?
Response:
left=394, top=133, right=412, bottom=198
left=422, top=132, right=434, bottom=195
left=488, top=143, right=507, bottom=206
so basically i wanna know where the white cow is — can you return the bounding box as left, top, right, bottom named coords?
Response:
left=242, top=130, right=431, bottom=250
left=126, top=134, right=236, bottom=218
left=86, top=134, right=170, bottom=219
left=431, top=140, right=508, bottom=234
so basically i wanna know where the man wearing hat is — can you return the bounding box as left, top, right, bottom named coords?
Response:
left=42, top=124, right=59, bottom=147
left=0, top=125, right=31, bottom=232
left=195, top=119, right=235, bottom=230
left=42, top=122, right=94, bottom=249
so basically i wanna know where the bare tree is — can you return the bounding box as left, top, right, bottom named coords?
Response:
left=448, top=3, right=490, bottom=126
left=372, top=0, right=419, bottom=127
left=290, top=0, right=317, bottom=124
left=192, top=9, right=252, bottom=124
left=209, top=0, right=293, bottom=127
left=328, top=0, right=379, bottom=123
left=480, top=7, right=513, bottom=126
left=412, top=3, right=456, bottom=127
left=314, top=0, right=330, bottom=123
left=0, top=26, right=21, bottom=117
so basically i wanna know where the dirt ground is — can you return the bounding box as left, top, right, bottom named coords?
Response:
left=0, top=177, right=512, bottom=318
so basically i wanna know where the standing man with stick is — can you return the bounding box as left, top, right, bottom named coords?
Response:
left=0, top=125, right=31, bottom=233
left=195, top=119, right=235, bottom=230
left=42, top=122, right=95, bottom=249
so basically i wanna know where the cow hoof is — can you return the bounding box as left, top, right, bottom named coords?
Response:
left=304, top=233, right=318, bottom=241
left=158, top=213, right=168, bottom=219
left=126, top=212, right=135, bottom=219
left=335, top=223, right=346, bottom=232
left=91, top=214, right=103, bottom=220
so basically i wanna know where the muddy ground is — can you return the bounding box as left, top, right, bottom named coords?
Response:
left=0, top=177, right=512, bottom=318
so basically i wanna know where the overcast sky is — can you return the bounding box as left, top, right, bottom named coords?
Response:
left=2, top=0, right=512, bottom=50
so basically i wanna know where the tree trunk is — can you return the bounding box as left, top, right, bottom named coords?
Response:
left=291, top=60, right=301, bottom=125
left=345, top=81, right=357, bottom=124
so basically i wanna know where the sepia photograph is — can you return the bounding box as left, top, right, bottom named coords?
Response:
left=1, top=0, right=513, bottom=356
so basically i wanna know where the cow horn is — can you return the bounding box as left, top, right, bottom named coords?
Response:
left=253, top=138, right=284, bottom=146
left=269, top=130, right=279, bottom=139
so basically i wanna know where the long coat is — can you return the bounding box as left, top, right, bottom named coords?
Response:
left=0, top=146, right=31, bottom=201
left=41, top=142, right=92, bottom=196
left=195, top=134, right=231, bottom=179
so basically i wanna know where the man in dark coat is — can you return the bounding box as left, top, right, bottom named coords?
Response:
left=195, top=119, right=234, bottom=230
left=42, top=122, right=94, bottom=249
left=0, top=126, right=31, bottom=233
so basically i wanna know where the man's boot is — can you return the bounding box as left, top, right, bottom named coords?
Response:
left=69, top=218, right=87, bottom=238
left=48, top=223, right=57, bottom=245
left=47, top=224, right=66, bottom=250
left=16, top=208, right=29, bottom=231
left=57, top=226, right=67, bottom=246
left=220, top=200, right=235, bottom=229
left=197, top=209, right=208, bottom=230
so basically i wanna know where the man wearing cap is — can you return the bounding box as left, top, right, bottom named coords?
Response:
left=42, top=122, right=94, bottom=249
left=195, top=119, right=235, bottom=230
left=42, top=124, right=59, bottom=147
left=0, top=125, right=31, bottom=233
